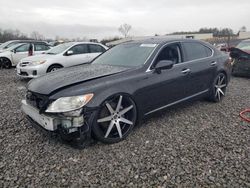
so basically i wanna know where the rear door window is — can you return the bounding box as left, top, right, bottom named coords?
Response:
left=70, top=44, right=89, bottom=55
left=34, top=44, right=50, bottom=51
left=182, top=42, right=212, bottom=61
left=89, top=44, right=106, bottom=53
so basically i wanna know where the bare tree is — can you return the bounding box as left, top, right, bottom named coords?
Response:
left=30, top=31, right=45, bottom=40
left=118, top=23, right=132, bottom=38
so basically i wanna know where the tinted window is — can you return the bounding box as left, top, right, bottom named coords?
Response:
left=70, top=44, right=88, bottom=55
left=34, top=44, right=49, bottom=51
left=183, top=42, right=212, bottom=61
left=89, top=44, right=105, bottom=53
left=15, top=44, right=30, bottom=52
left=156, top=43, right=182, bottom=64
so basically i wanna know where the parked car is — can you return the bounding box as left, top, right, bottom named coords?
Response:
left=0, top=42, right=51, bottom=68
left=21, top=38, right=231, bottom=146
left=16, top=42, right=108, bottom=78
left=230, top=39, right=250, bottom=77
left=0, top=40, right=50, bottom=53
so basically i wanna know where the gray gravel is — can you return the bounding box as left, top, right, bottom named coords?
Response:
left=0, top=69, right=250, bottom=187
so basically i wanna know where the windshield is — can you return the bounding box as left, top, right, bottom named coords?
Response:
left=0, top=41, right=16, bottom=49
left=93, top=43, right=157, bottom=67
left=236, top=41, right=250, bottom=50
left=46, top=42, right=73, bottom=55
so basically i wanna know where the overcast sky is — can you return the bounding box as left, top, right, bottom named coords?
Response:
left=0, top=0, right=249, bottom=40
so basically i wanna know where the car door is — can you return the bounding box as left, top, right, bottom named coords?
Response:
left=88, top=44, right=106, bottom=60
left=138, top=42, right=192, bottom=113
left=34, top=43, right=50, bottom=55
left=12, top=43, right=30, bottom=66
left=63, top=44, right=91, bottom=67
left=180, top=42, right=217, bottom=96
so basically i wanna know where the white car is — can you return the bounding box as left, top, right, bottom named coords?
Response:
left=0, top=42, right=50, bottom=68
left=16, top=42, right=108, bottom=78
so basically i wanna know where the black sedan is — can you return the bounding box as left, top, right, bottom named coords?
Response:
left=22, top=38, right=232, bottom=145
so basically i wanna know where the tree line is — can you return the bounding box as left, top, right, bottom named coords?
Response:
left=170, top=26, right=247, bottom=37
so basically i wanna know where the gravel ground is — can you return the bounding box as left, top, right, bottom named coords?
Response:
left=0, top=69, right=250, bottom=187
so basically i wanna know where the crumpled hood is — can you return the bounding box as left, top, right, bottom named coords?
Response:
left=230, top=47, right=250, bottom=60
left=21, top=54, right=52, bottom=62
left=28, top=64, right=129, bottom=95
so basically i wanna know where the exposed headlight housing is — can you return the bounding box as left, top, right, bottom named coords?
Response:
left=45, top=94, right=94, bottom=113
left=29, top=60, right=46, bottom=66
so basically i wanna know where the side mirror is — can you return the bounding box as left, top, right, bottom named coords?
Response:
left=65, top=50, right=74, bottom=56
left=13, top=49, right=16, bottom=53
left=154, top=60, right=174, bottom=74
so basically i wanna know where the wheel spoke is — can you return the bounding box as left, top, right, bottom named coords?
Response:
left=219, top=76, right=225, bottom=85
left=219, top=84, right=227, bottom=88
left=115, top=122, right=123, bottom=138
left=217, top=76, right=221, bottom=85
left=120, top=105, right=133, bottom=115
left=218, top=88, right=225, bottom=96
left=217, top=89, right=221, bottom=101
left=105, top=102, right=114, bottom=114
left=215, top=89, right=218, bottom=97
left=104, top=121, right=115, bottom=138
left=97, top=115, right=112, bottom=123
left=120, top=117, right=133, bottom=125
left=116, top=95, right=123, bottom=112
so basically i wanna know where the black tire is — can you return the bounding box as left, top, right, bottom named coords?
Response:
left=92, top=94, right=137, bottom=144
left=0, top=57, right=12, bottom=69
left=47, top=64, right=63, bottom=73
left=208, top=72, right=227, bottom=102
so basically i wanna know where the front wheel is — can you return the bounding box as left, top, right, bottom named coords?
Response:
left=92, top=94, right=137, bottom=144
left=47, top=65, right=63, bottom=73
left=0, top=57, right=12, bottom=69
left=208, top=73, right=227, bottom=102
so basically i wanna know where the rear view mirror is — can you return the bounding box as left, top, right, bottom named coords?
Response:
left=154, top=60, right=174, bottom=74
left=66, top=50, right=74, bottom=56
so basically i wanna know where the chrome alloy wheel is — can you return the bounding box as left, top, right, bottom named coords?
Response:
left=96, top=95, right=136, bottom=140
left=214, top=74, right=227, bottom=101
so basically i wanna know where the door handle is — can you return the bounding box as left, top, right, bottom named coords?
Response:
left=211, top=61, right=217, bottom=66
left=181, top=68, right=191, bottom=74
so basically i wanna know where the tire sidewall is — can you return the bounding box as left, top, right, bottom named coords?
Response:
left=91, top=94, right=137, bottom=144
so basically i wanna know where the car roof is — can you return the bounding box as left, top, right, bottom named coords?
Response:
left=68, top=41, right=104, bottom=45
left=126, top=38, right=205, bottom=45
left=242, top=39, right=250, bottom=42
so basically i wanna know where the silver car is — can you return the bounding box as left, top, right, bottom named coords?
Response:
left=16, top=42, right=108, bottom=78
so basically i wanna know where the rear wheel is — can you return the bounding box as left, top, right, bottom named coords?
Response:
left=0, top=57, right=12, bottom=69
left=92, top=94, right=137, bottom=144
left=47, top=64, right=63, bottom=73
left=208, top=73, right=227, bottom=102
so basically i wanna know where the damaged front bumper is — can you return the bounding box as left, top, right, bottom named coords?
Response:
left=21, top=100, right=94, bottom=143
left=230, top=47, right=250, bottom=77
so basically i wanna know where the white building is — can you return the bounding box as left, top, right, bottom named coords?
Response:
left=239, top=31, right=250, bottom=39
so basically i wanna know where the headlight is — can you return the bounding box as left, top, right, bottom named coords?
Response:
left=45, top=94, right=94, bottom=113
left=29, top=60, right=46, bottom=66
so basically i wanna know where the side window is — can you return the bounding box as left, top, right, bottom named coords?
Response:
left=70, top=44, right=88, bottom=55
left=182, top=42, right=212, bottom=61
left=155, top=43, right=182, bottom=64
left=15, top=44, right=30, bottom=52
left=89, top=44, right=106, bottom=53
left=34, top=44, right=50, bottom=51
